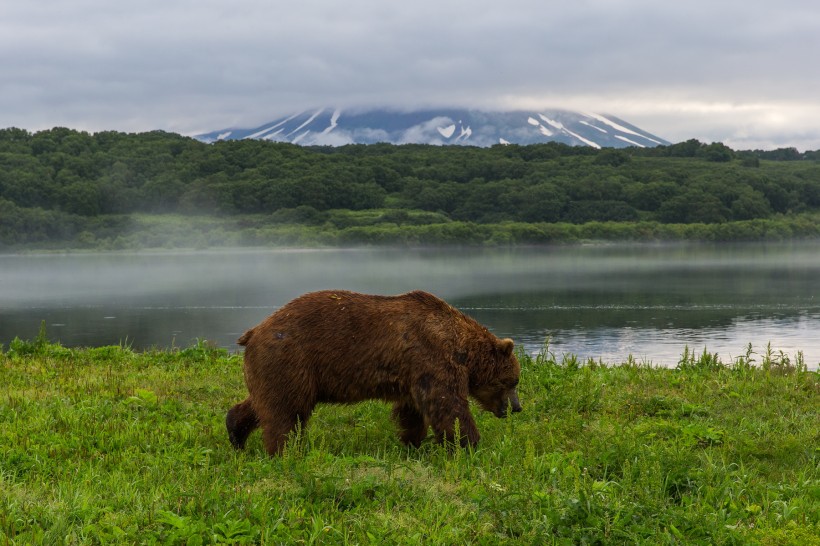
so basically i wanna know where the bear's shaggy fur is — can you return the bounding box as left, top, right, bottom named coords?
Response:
left=226, top=290, right=522, bottom=455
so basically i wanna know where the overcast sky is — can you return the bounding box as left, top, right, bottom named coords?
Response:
left=3, top=0, right=819, bottom=150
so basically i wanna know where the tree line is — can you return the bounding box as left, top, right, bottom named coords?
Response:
left=1, top=126, right=819, bottom=247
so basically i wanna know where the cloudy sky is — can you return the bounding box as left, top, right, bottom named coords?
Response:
left=3, top=0, right=819, bottom=150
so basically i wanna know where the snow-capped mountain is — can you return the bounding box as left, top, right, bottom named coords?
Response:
left=196, top=108, right=669, bottom=149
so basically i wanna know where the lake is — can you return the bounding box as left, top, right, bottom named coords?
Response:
left=1, top=242, right=819, bottom=369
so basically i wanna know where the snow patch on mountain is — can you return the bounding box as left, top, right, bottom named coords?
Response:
left=584, top=112, right=662, bottom=145
left=539, top=114, right=563, bottom=131
left=615, top=135, right=645, bottom=147
left=580, top=120, right=608, bottom=134
left=438, top=124, right=456, bottom=138
left=398, top=116, right=454, bottom=144
left=245, top=113, right=297, bottom=140
left=287, top=108, right=324, bottom=139
left=321, top=109, right=341, bottom=135
left=528, top=116, right=554, bottom=137
left=567, top=129, right=601, bottom=149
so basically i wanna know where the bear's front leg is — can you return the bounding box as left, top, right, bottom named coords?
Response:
left=412, top=373, right=480, bottom=448
left=392, top=400, right=428, bottom=447
left=431, top=401, right=480, bottom=448
left=226, top=398, right=259, bottom=449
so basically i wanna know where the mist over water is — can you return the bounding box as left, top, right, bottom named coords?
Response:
left=1, top=242, right=819, bottom=368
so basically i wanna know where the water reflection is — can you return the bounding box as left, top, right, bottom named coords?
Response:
left=1, top=243, right=818, bottom=368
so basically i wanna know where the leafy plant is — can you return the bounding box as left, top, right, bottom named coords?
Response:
left=677, top=345, right=723, bottom=372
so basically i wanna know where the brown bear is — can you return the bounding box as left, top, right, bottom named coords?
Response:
left=226, top=289, right=522, bottom=455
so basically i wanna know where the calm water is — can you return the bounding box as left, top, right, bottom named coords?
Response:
left=1, top=243, right=819, bottom=368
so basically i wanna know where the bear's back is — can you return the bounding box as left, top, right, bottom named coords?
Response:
left=238, top=289, right=493, bottom=356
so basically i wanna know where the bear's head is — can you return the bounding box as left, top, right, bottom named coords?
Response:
left=468, top=338, right=522, bottom=418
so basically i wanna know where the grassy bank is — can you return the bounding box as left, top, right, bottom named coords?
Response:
left=1, top=337, right=818, bottom=544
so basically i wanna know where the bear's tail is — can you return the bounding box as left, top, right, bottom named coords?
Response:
left=237, top=329, right=253, bottom=346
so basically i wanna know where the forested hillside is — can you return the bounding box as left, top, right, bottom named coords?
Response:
left=2, top=127, right=820, bottom=248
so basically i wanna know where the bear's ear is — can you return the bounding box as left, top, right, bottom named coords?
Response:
left=497, top=338, right=514, bottom=357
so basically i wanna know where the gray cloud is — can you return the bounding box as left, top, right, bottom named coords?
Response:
left=2, top=0, right=819, bottom=149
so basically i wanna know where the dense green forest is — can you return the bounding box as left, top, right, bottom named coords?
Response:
left=2, top=127, right=820, bottom=249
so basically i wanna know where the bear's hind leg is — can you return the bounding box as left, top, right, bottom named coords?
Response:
left=226, top=398, right=259, bottom=449
left=261, top=421, right=294, bottom=455
left=392, top=401, right=428, bottom=447
left=257, top=397, right=315, bottom=456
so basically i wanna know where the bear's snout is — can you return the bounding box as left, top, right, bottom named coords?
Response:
left=495, top=389, right=522, bottom=417
left=509, top=390, right=522, bottom=413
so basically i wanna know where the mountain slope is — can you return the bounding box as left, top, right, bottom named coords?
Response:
left=196, top=108, right=669, bottom=148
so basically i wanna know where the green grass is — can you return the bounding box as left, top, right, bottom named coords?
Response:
left=1, top=335, right=818, bottom=545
